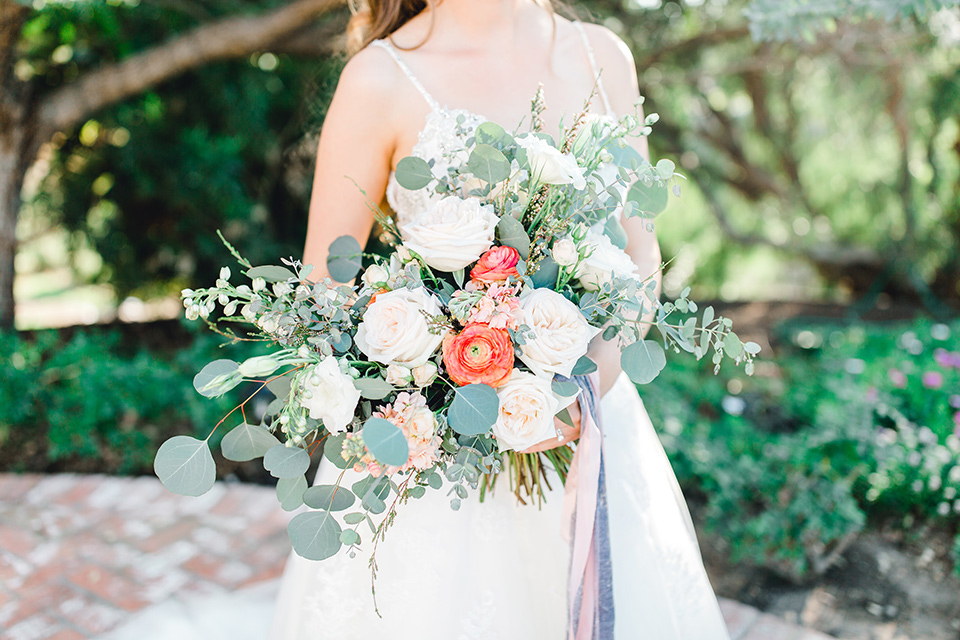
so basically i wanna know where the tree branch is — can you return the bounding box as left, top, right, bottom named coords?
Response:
left=36, top=0, right=340, bottom=135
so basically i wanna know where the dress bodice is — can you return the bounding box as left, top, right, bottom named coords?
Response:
left=371, top=21, right=617, bottom=227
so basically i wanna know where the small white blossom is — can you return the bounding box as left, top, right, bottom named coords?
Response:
left=220, top=266, right=231, bottom=280
left=252, top=277, right=266, bottom=292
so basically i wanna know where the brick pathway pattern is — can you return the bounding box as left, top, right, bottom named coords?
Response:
left=0, top=474, right=837, bottom=640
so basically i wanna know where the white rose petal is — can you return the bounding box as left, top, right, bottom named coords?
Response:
left=516, top=134, right=586, bottom=190
left=299, top=357, right=361, bottom=433
left=399, top=195, right=499, bottom=272
left=551, top=237, right=579, bottom=267
left=519, top=289, right=601, bottom=378
left=385, top=364, right=413, bottom=386
left=412, top=362, right=438, bottom=387
left=493, top=371, right=561, bottom=451
left=576, top=229, right=640, bottom=291
left=354, top=287, right=447, bottom=367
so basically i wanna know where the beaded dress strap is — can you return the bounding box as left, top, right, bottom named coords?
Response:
left=369, top=39, right=441, bottom=111
left=572, top=21, right=614, bottom=116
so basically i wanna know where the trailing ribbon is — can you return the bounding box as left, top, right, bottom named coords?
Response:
left=562, top=372, right=614, bottom=640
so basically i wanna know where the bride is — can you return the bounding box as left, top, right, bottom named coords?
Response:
left=269, top=0, right=730, bottom=638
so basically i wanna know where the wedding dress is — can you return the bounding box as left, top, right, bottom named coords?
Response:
left=269, top=23, right=730, bottom=640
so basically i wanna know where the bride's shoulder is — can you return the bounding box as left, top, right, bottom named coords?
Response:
left=332, top=41, right=409, bottom=105
left=570, top=20, right=640, bottom=107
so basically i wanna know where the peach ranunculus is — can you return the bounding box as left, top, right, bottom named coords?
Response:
left=442, top=323, right=515, bottom=388
left=470, top=246, right=521, bottom=283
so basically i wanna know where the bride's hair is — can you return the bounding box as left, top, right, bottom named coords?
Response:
left=345, top=0, right=574, bottom=55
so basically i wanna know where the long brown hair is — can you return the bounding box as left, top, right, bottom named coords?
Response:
left=345, top=0, right=573, bottom=56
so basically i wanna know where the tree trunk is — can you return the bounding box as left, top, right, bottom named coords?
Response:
left=0, top=0, right=339, bottom=331
left=0, top=0, right=30, bottom=331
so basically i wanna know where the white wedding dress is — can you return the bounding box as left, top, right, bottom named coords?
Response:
left=269, top=25, right=730, bottom=640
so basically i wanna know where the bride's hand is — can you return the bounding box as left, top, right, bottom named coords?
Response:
left=517, top=399, right=582, bottom=454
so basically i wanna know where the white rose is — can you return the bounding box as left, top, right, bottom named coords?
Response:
left=354, top=287, right=447, bottom=367
left=576, top=230, right=640, bottom=291
left=492, top=371, right=562, bottom=452
left=299, top=357, right=361, bottom=433
left=399, top=195, right=499, bottom=272
left=362, top=263, right=390, bottom=288
left=516, top=134, right=586, bottom=190
left=406, top=406, right=438, bottom=441
left=551, top=237, right=579, bottom=267
left=411, top=362, right=438, bottom=387
left=385, top=364, right=413, bottom=386
left=518, top=289, right=601, bottom=378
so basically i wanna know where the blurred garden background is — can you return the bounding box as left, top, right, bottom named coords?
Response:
left=2, top=0, right=960, bottom=638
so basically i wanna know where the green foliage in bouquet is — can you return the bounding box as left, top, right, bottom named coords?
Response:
left=156, top=90, right=759, bottom=587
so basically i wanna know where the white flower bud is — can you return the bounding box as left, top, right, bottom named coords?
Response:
left=197, top=304, right=210, bottom=319
left=218, top=293, right=229, bottom=305
left=185, top=306, right=200, bottom=321
left=220, top=266, right=231, bottom=280
left=181, top=288, right=194, bottom=298
left=411, top=362, right=438, bottom=387
left=238, top=355, right=280, bottom=378
left=223, top=301, right=237, bottom=316
left=385, top=364, right=413, bottom=386
left=236, top=285, right=251, bottom=295
left=252, top=277, right=266, bottom=292
left=362, top=264, right=390, bottom=288
left=551, top=237, right=579, bottom=267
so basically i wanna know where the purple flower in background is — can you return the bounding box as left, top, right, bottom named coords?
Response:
left=888, top=368, right=907, bottom=388
left=866, top=386, right=879, bottom=402
left=955, top=411, right=960, bottom=430
left=922, top=371, right=944, bottom=389
left=934, top=348, right=960, bottom=369
left=951, top=395, right=960, bottom=410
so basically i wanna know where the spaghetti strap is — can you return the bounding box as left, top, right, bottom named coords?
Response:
left=572, top=21, right=614, bottom=116
left=369, top=39, right=441, bottom=111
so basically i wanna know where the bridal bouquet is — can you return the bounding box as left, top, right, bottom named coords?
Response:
left=156, top=90, right=758, bottom=570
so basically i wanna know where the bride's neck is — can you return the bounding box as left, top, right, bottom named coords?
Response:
left=421, top=0, right=550, bottom=48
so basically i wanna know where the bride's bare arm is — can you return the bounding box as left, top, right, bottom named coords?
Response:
left=302, top=48, right=404, bottom=280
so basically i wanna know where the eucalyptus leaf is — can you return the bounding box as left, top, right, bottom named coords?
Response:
left=246, top=265, right=295, bottom=282
left=655, top=158, right=676, bottom=180
left=467, top=144, right=511, bottom=184
left=154, top=436, right=216, bottom=497
left=626, top=179, right=669, bottom=217
left=303, top=485, right=356, bottom=511
left=343, top=512, right=366, bottom=525
left=323, top=432, right=357, bottom=470
left=724, top=333, right=744, bottom=359
left=556, top=407, right=575, bottom=427
left=340, top=529, right=361, bottom=546
left=326, top=235, right=363, bottom=283
left=496, top=215, right=530, bottom=258
left=621, top=340, right=667, bottom=385
left=603, top=216, right=629, bottom=250
left=221, top=422, right=280, bottom=462
left=266, top=375, right=292, bottom=400
left=263, top=444, right=311, bottom=479
left=352, top=377, right=395, bottom=400
left=475, top=121, right=508, bottom=146
left=571, top=356, right=598, bottom=375
left=362, top=417, right=410, bottom=466
left=448, top=384, right=499, bottom=436
left=395, top=156, right=434, bottom=190
left=288, top=510, right=342, bottom=561
left=277, top=475, right=308, bottom=511
left=551, top=379, right=580, bottom=399
left=530, top=256, right=560, bottom=289
left=193, top=359, right=240, bottom=398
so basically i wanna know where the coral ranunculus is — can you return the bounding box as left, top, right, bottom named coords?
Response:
left=442, top=323, right=514, bottom=387
left=470, top=246, right=521, bottom=283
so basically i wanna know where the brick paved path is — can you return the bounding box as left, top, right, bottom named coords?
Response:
left=0, top=474, right=837, bottom=639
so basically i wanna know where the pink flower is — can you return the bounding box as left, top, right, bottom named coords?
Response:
left=888, top=368, right=907, bottom=388
left=866, top=387, right=879, bottom=402
left=442, top=323, right=515, bottom=388
left=471, top=246, right=522, bottom=283
left=922, top=371, right=944, bottom=389
left=934, top=348, right=960, bottom=369
left=467, top=283, right=523, bottom=330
